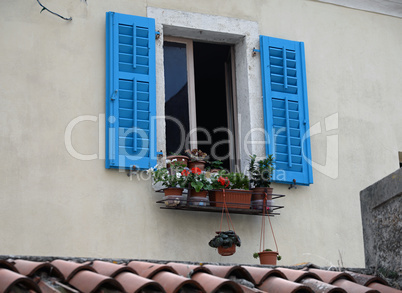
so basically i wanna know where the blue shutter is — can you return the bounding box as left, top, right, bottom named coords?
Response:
left=106, top=12, right=157, bottom=170
left=260, top=36, right=313, bottom=185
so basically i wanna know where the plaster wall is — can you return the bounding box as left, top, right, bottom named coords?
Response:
left=1, top=0, right=402, bottom=267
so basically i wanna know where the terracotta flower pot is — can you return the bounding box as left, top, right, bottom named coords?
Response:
left=189, top=189, right=208, bottom=198
left=258, top=250, right=278, bottom=265
left=166, top=155, right=189, bottom=168
left=188, top=160, right=206, bottom=171
left=163, top=187, right=184, bottom=197
left=218, top=244, right=236, bottom=256
left=251, top=187, right=273, bottom=201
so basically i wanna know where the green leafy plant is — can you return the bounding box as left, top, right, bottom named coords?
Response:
left=207, top=160, right=224, bottom=171
left=152, top=161, right=188, bottom=188
left=253, top=249, right=282, bottom=260
left=227, top=172, right=250, bottom=190
left=248, top=154, right=275, bottom=188
left=209, top=230, right=241, bottom=249
left=183, top=167, right=212, bottom=192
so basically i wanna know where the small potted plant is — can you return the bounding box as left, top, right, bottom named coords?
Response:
left=207, top=160, right=224, bottom=173
left=253, top=249, right=281, bottom=265
left=248, top=154, right=275, bottom=210
left=182, top=167, right=212, bottom=206
left=209, top=230, right=241, bottom=256
left=152, top=161, right=188, bottom=204
left=185, top=149, right=208, bottom=171
left=166, top=153, right=189, bottom=168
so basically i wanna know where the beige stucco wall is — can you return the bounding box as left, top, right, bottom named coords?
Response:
left=1, top=0, right=402, bottom=267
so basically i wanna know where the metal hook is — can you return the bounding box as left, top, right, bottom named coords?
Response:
left=127, top=165, right=138, bottom=177
left=288, top=179, right=297, bottom=189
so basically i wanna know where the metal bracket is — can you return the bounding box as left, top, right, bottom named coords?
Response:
left=155, top=31, right=161, bottom=39
left=252, top=48, right=261, bottom=57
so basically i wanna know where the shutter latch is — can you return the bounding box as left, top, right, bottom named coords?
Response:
left=111, top=90, right=118, bottom=101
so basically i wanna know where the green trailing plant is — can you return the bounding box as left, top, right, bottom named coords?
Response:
left=248, top=154, right=275, bottom=188
left=253, top=249, right=282, bottom=261
left=209, top=230, right=241, bottom=249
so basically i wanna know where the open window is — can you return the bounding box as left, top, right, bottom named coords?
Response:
left=163, top=37, right=239, bottom=171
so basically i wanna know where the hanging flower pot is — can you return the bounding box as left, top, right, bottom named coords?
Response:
left=256, top=249, right=281, bottom=265
left=209, top=231, right=241, bottom=257
left=218, top=244, right=236, bottom=256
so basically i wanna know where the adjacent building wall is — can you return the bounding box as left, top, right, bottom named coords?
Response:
left=360, top=168, right=402, bottom=285
left=1, top=0, right=402, bottom=267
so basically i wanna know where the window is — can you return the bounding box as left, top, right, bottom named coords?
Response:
left=105, top=10, right=313, bottom=186
left=163, top=37, right=238, bottom=170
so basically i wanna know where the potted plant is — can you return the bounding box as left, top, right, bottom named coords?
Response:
left=166, top=153, right=189, bottom=168
left=253, top=249, right=281, bottom=265
left=185, top=149, right=208, bottom=171
left=152, top=161, right=188, bottom=199
left=209, top=230, right=241, bottom=256
left=182, top=167, right=212, bottom=205
left=248, top=154, right=275, bottom=210
left=209, top=171, right=252, bottom=209
left=207, top=160, right=224, bottom=173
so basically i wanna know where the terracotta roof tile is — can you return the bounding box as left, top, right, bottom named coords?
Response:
left=0, top=258, right=399, bottom=293
left=166, top=262, right=212, bottom=277
left=92, top=260, right=136, bottom=277
left=259, top=275, right=314, bottom=293
left=368, top=282, right=402, bottom=293
left=276, top=268, right=321, bottom=283
left=345, top=271, right=388, bottom=286
left=242, top=266, right=287, bottom=285
left=12, top=259, right=63, bottom=278
left=68, top=270, right=124, bottom=293
left=332, top=278, right=380, bottom=293
left=127, top=261, right=176, bottom=278
left=301, top=278, right=347, bottom=293
left=51, top=259, right=94, bottom=281
left=308, top=269, right=355, bottom=284
left=0, top=268, right=41, bottom=293
left=191, top=271, right=242, bottom=292
left=115, top=271, right=165, bottom=293
left=152, top=270, right=205, bottom=293
left=203, top=264, right=254, bottom=282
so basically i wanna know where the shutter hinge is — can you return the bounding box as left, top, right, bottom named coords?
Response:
left=111, top=89, right=118, bottom=101
left=252, top=48, right=260, bottom=57
left=155, top=31, right=161, bottom=39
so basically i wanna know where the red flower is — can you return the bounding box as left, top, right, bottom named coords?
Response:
left=218, top=176, right=230, bottom=187
left=181, top=169, right=190, bottom=176
left=191, top=167, right=202, bottom=175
